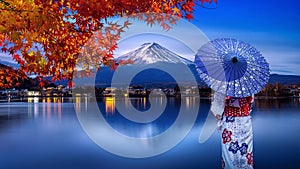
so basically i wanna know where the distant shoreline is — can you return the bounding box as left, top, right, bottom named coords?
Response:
left=1, top=95, right=299, bottom=103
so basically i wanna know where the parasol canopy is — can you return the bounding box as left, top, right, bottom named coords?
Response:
left=194, top=38, right=270, bottom=97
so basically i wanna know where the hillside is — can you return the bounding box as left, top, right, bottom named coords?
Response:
left=269, top=74, right=300, bottom=85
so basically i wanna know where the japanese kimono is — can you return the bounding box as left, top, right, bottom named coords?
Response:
left=220, top=96, right=254, bottom=169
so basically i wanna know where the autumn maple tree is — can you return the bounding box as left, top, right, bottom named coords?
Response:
left=0, top=0, right=217, bottom=88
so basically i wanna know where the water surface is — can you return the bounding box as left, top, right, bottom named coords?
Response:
left=0, top=97, right=300, bottom=169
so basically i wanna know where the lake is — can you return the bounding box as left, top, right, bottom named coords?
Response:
left=1, top=97, right=300, bottom=169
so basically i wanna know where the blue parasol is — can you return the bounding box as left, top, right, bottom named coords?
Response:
left=194, top=38, right=270, bottom=97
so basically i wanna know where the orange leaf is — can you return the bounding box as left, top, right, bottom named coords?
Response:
left=172, top=7, right=180, bottom=15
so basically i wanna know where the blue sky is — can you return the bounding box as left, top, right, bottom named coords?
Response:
left=191, top=0, right=300, bottom=75
left=115, top=0, right=300, bottom=75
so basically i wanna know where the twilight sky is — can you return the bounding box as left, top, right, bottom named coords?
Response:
left=115, top=0, right=300, bottom=75
left=192, top=0, right=300, bottom=75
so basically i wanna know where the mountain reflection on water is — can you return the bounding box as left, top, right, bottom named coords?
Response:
left=96, top=96, right=199, bottom=138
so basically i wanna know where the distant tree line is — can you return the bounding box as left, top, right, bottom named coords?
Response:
left=257, top=83, right=299, bottom=97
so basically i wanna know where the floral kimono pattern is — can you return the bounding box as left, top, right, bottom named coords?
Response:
left=220, top=96, right=254, bottom=169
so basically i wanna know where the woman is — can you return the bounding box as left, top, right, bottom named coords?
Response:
left=216, top=95, right=254, bottom=169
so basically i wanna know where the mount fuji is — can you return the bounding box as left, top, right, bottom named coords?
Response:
left=116, top=42, right=193, bottom=65
left=96, top=42, right=203, bottom=88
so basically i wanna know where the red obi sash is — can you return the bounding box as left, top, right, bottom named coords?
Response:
left=223, top=96, right=253, bottom=117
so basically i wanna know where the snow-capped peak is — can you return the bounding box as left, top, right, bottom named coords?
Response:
left=117, top=42, right=193, bottom=65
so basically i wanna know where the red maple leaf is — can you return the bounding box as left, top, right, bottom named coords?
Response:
left=186, top=13, right=193, bottom=21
